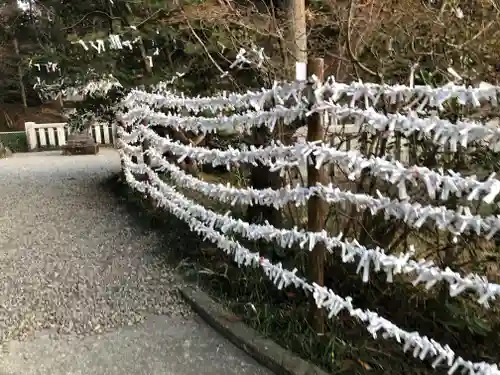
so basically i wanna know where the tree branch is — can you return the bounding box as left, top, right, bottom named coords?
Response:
left=346, top=0, right=381, bottom=81
left=61, top=11, right=123, bottom=31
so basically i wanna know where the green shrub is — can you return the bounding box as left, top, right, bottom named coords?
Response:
left=0, top=131, right=28, bottom=153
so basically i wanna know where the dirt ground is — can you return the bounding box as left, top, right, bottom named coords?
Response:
left=0, top=103, right=66, bottom=132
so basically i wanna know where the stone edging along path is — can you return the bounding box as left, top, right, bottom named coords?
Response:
left=180, top=286, right=329, bottom=375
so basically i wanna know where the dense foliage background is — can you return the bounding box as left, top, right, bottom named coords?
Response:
left=3, top=0, right=500, bottom=128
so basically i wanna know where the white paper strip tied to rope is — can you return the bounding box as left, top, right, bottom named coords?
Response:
left=119, top=126, right=500, bottom=207
left=123, top=140, right=500, bottom=241
left=120, top=162, right=500, bottom=375
left=318, top=77, right=500, bottom=110
left=121, top=102, right=308, bottom=135
left=315, top=101, right=500, bottom=151
left=312, top=185, right=500, bottom=240
left=73, top=33, right=143, bottom=53
left=118, top=126, right=299, bottom=168
left=146, top=73, right=186, bottom=94
left=121, top=151, right=500, bottom=307
left=35, top=77, right=123, bottom=102
left=55, top=77, right=122, bottom=99
left=119, top=142, right=141, bottom=155
left=119, top=130, right=500, bottom=240
left=126, top=76, right=500, bottom=113
left=144, top=146, right=310, bottom=208
left=123, top=80, right=306, bottom=113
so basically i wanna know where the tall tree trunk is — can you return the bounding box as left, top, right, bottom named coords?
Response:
left=246, top=126, right=283, bottom=229
left=13, top=38, right=27, bottom=110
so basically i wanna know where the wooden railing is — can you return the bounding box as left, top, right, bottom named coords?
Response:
left=24, top=121, right=117, bottom=150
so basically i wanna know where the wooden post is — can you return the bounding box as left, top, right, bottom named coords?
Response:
left=292, top=0, right=307, bottom=81
left=138, top=137, right=151, bottom=183
left=247, top=126, right=283, bottom=230
left=142, top=118, right=151, bottom=168
left=307, top=57, right=326, bottom=334
left=142, top=138, right=151, bottom=167
left=136, top=119, right=149, bottom=182
left=247, top=101, right=283, bottom=231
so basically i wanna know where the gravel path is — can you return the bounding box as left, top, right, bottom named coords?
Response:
left=0, top=150, right=271, bottom=374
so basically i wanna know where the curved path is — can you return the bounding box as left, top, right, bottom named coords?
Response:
left=0, top=149, right=270, bottom=375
